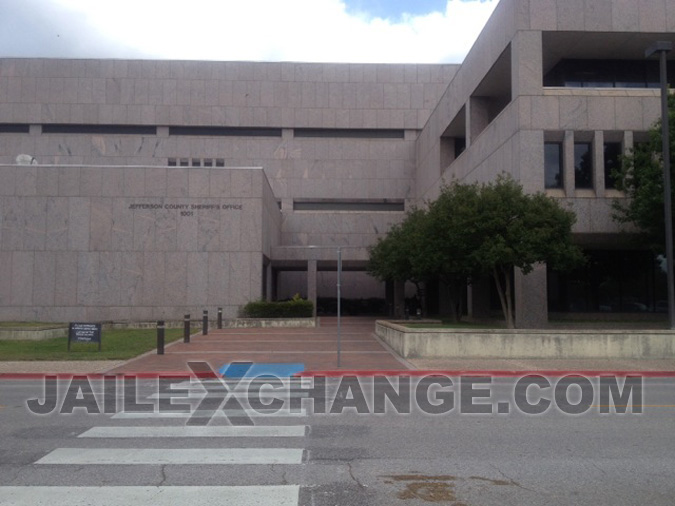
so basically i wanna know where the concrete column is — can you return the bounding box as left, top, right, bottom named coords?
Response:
left=593, top=131, right=605, bottom=197
left=514, top=264, right=548, bottom=329
left=265, top=263, right=273, bottom=301
left=624, top=131, right=634, bottom=154
left=468, top=96, right=491, bottom=144
left=272, top=269, right=279, bottom=301
left=563, top=130, right=576, bottom=197
left=307, top=259, right=317, bottom=317
left=511, top=31, right=543, bottom=98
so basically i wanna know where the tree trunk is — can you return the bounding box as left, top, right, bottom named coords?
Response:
left=493, top=266, right=515, bottom=329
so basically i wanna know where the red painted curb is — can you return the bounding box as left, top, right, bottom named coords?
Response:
left=295, top=370, right=675, bottom=378
left=0, top=372, right=218, bottom=380
left=4, top=370, right=675, bottom=380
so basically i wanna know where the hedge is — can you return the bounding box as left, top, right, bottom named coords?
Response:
left=240, top=297, right=314, bottom=318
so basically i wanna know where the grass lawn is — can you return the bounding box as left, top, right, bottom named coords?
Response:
left=0, top=328, right=183, bottom=361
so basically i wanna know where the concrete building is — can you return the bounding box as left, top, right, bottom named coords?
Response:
left=0, top=0, right=674, bottom=326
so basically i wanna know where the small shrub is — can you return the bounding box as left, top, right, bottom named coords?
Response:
left=241, top=295, right=314, bottom=318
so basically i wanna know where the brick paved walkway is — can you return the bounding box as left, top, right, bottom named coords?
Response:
left=106, top=317, right=409, bottom=375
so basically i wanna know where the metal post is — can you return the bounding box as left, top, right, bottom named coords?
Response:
left=183, top=314, right=190, bottom=343
left=157, top=320, right=165, bottom=355
left=337, top=247, right=342, bottom=368
left=647, top=41, right=674, bottom=329
left=660, top=49, right=675, bottom=330
left=217, top=307, right=223, bottom=329
left=202, top=310, right=208, bottom=335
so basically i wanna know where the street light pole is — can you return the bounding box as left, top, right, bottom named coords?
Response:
left=337, top=246, right=342, bottom=368
left=646, top=41, right=674, bottom=329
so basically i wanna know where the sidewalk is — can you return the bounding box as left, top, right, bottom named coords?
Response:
left=1, top=317, right=675, bottom=376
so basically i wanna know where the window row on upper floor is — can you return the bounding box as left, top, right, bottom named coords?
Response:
left=544, top=59, right=675, bottom=89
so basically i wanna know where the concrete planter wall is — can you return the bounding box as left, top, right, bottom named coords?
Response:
left=112, top=318, right=316, bottom=329
left=375, top=321, right=675, bottom=359
left=0, top=327, right=68, bottom=341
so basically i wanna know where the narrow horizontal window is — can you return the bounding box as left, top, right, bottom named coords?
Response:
left=169, top=126, right=282, bottom=137
left=294, top=128, right=405, bottom=139
left=0, top=124, right=30, bottom=133
left=42, top=124, right=156, bottom=135
left=293, top=199, right=405, bottom=212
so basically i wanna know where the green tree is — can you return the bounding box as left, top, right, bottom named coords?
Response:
left=423, top=181, right=484, bottom=322
left=368, top=176, right=583, bottom=328
left=467, top=176, right=583, bottom=328
left=367, top=208, right=433, bottom=312
left=613, top=94, right=675, bottom=253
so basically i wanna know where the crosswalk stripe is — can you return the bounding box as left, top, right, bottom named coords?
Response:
left=78, top=426, right=307, bottom=438
left=111, top=408, right=307, bottom=419
left=36, top=448, right=304, bottom=465
left=0, top=486, right=299, bottom=506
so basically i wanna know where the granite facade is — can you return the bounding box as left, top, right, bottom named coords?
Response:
left=0, top=165, right=277, bottom=321
left=1, top=0, right=674, bottom=325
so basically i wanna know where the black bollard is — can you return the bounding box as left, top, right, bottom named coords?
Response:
left=157, top=320, right=165, bottom=355
left=202, top=310, right=208, bottom=335
left=217, top=307, right=223, bottom=329
left=183, top=314, right=190, bottom=343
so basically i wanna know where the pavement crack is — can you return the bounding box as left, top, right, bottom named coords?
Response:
left=347, top=461, right=366, bottom=489
left=590, top=461, right=607, bottom=476
left=157, top=464, right=168, bottom=486
left=271, top=463, right=289, bottom=485
left=489, top=464, right=537, bottom=494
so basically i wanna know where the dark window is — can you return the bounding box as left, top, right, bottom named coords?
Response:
left=544, top=142, right=563, bottom=189
left=215, top=159, right=225, bottom=167
left=293, top=200, right=405, bottom=212
left=548, top=250, right=667, bottom=313
left=454, top=137, right=466, bottom=158
left=42, top=124, right=156, bottom=135
left=169, top=126, right=282, bottom=137
left=179, top=158, right=189, bottom=167
left=604, top=142, right=622, bottom=189
left=294, top=128, right=404, bottom=139
left=544, top=59, right=674, bottom=88
left=168, top=158, right=177, bottom=166
left=191, top=158, right=201, bottom=167
left=574, top=143, right=593, bottom=189
left=203, top=159, right=213, bottom=167
left=0, top=124, right=30, bottom=133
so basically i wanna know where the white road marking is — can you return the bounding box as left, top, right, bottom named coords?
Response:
left=78, top=425, right=307, bottom=438
left=36, top=448, right=304, bottom=465
left=111, top=408, right=308, bottom=419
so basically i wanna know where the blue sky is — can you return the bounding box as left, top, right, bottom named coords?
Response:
left=0, top=0, right=499, bottom=64
left=344, top=0, right=449, bottom=19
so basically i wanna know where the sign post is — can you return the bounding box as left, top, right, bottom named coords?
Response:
left=68, top=323, right=102, bottom=352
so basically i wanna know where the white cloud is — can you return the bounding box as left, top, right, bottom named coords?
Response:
left=50, top=0, right=498, bottom=63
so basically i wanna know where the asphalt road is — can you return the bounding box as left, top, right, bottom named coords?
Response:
left=1, top=375, right=674, bottom=505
